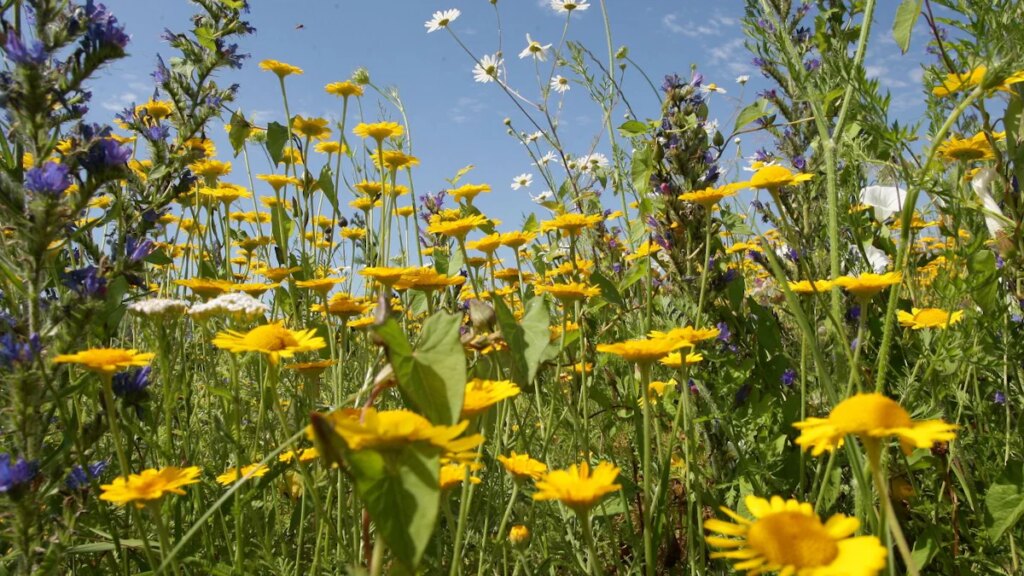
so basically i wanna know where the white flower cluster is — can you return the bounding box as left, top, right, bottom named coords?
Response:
left=187, top=293, right=269, bottom=321
left=127, top=298, right=189, bottom=318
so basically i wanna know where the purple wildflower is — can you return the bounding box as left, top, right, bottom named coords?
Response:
left=82, top=138, right=131, bottom=171
left=63, top=265, right=106, bottom=298
left=781, top=369, right=797, bottom=387
left=83, top=1, right=130, bottom=49
left=0, top=333, right=41, bottom=368
left=65, top=461, right=108, bottom=490
left=804, top=58, right=821, bottom=72
left=24, top=162, right=73, bottom=196
left=0, top=454, right=38, bottom=495
left=3, top=34, right=48, bottom=66
left=994, top=391, right=1006, bottom=405
left=716, top=322, right=731, bottom=342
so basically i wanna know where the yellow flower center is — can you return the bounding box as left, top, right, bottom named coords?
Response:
left=746, top=511, right=838, bottom=568
left=830, top=393, right=912, bottom=433
left=245, top=324, right=300, bottom=351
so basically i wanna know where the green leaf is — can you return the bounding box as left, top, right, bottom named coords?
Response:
left=227, top=111, right=251, bottom=157
left=733, top=99, right=770, bottom=133
left=349, top=445, right=440, bottom=570
left=270, top=203, right=293, bottom=258
left=493, top=297, right=528, bottom=387
left=617, top=120, right=650, bottom=137
left=318, top=165, right=339, bottom=215
left=591, top=270, right=625, bottom=309
left=493, top=297, right=550, bottom=387
left=266, top=121, right=288, bottom=166
left=449, top=164, right=474, bottom=185
left=194, top=26, right=217, bottom=52
left=967, top=249, right=998, bottom=314
left=892, top=0, right=923, bottom=53
left=144, top=249, right=173, bottom=266
left=630, top=144, right=654, bottom=195
left=309, top=412, right=348, bottom=469
left=986, top=461, right=1024, bottom=541
left=373, top=313, right=466, bottom=425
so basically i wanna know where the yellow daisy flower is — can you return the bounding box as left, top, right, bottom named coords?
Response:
left=99, top=466, right=201, bottom=508
left=52, top=348, right=155, bottom=376
left=440, top=462, right=482, bottom=490
left=793, top=393, right=957, bottom=456
left=597, top=337, right=688, bottom=364
left=394, top=267, right=466, bottom=292
left=353, top=121, right=404, bottom=142
left=461, top=378, right=521, bottom=418
left=937, top=132, right=996, bottom=162
left=313, top=408, right=483, bottom=453
left=496, top=451, right=547, bottom=481
left=833, top=272, right=902, bottom=299
left=535, top=281, right=601, bottom=301
left=427, top=214, right=489, bottom=238
left=259, top=59, right=303, bottom=78
left=449, top=183, right=492, bottom=203
left=897, top=308, right=964, bottom=330
left=532, top=461, right=622, bottom=512
left=216, top=463, right=270, bottom=486
left=325, top=81, right=364, bottom=98
left=360, top=266, right=410, bottom=287
left=678, top=181, right=748, bottom=207
left=749, top=165, right=814, bottom=190
left=540, top=213, right=603, bottom=236
left=705, top=495, right=887, bottom=576
left=787, top=280, right=834, bottom=294
left=211, top=323, right=326, bottom=366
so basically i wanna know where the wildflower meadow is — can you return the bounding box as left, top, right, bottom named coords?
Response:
left=2, top=0, right=1024, bottom=574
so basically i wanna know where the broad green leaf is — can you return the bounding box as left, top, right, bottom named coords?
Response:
left=967, top=249, right=998, bottom=314
left=892, top=0, right=923, bottom=53
left=985, top=461, right=1024, bottom=541
left=617, top=119, right=650, bottom=137
left=591, top=270, right=625, bottom=309
left=630, top=144, right=654, bottom=194
left=266, top=121, right=288, bottom=165
left=227, top=111, right=251, bottom=157
left=733, top=99, right=770, bottom=133
left=349, top=445, right=440, bottom=570
left=318, top=165, right=339, bottom=215
left=373, top=313, right=466, bottom=425
left=493, top=297, right=528, bottom=387
left=270, top=203, right=293, bottom=259
left=519, top=297, right=551, bottom=385
left=309, top=412, right=348, bottom=469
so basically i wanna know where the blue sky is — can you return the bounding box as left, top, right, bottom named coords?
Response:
left=90, top=1, right=935, bottom=226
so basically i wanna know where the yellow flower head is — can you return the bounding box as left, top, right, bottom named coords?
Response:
left=228, top=282, right=279, bottom=298
left=259, top=59, right=304, bottom=78
left=135, top=100, right=174, bottom=121
left=678, top=181, right=748, bottom=207
left=279, top=447, right=319, bottom=463
left=371, top=150, right=420, bottom=171
left=440, top=462, right=482, bottom=490
left=705, top=495, right=887, bottom=576
left=461, top=378, right=521, bottom=417
left=540, top=213, right=603, bottom=236
left=509, top=525, right=530, bottom=545
left=211, top=323, right=326, bottom=365
left=100, top=466, right=201, bottom=508
left=497, top=451, right=547, bottom=481
left=294, top=277, right=345, bottom=295
left=932, top=65, right=1024, bottom=97
left=533, top=461, right=622, bottom=512
left=897, top=307, right=964, bottom=330
left=749, top=165, right=814, bottom=190
left=394, top=267, right=466, bottom=292
left=216, top=463, right=270, bottom=486
left=315, top=141, right=346, bottom=155
left=325, top=81, right=364, bottom=98
left=190, top=159, right=232, bottom=180
left=466, top=233, right=503, bottom=254
left=449, top=183, right=491, bottom=203
left=833, top=272, right=902, bottom=299
left=793, top=393, right=957, bottom=456
left=499, top=230, right=538, bottom=248
left=353, top=121, right=404, bottom=142
left=52, top=348, right=155, bottom=376
left=937, top=132, right=997, bottom=162
left=660, top=351, right=704, bottom=368
left=360, top=266, right=410, bottom=287
left=257, top=173, right=300, bottom=192
left=427, top=214, right=488, bottom=238
left=597, top=337, right=688, bottom=364
left=648, top=326, right=720, bottom=344
left=787, top=279, right=834, bottom=294
left=314, top=408, right=484, bottom=453
left=291, top=115, right=331, bottom=140
left=535, top=281, right=601, bottom=301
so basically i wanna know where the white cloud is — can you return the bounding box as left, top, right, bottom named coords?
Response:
left=708, top=38, right=751, bottom=75
left=663, top=13, right=736, bottom=37
left=102, top=91, right=138, bottom=112
left=450, top=96, right=486, bottom=125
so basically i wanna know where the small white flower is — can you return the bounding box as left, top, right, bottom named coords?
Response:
left=971, top=167, right=1011, bottom=236
left=733, top=137, right=742, bottom=145
left=519, top=34, right=552, bottom=61
left=424, top=9, right=460, bottom=33
left=736, top=75, right=750, bottom=85
left=127, top=298, right=189, bottom=318
left=550, top=75, right=570, bottom=94
left=535, top=150, right=558, bottom=166
left=473, top=53, right=502, bottom=84
left=188, top=293, right=269, bottom=321
left=576, top=152, right=608, bottom=173
left=550, top=0, right=590, bottom=13
left=701, top=83, right=727, bottom=95
left=523, top=131, right=544, bottom=143
left=511, top=173, right=534, bottom=190
left=704, top=119, right=719, bottom=134
left=530, top=190, right=554, bottom=204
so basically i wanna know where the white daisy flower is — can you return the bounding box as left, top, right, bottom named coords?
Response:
left=530, top=190, right=554, bottom=204
left=550, top=75, right=570, bottom=93
left=550, top=0, right=590, bottom=13
left=576, top=152, right=608, bottom=173
left=519, top=34, right=552, bottom=61
left=473, top=54, right=502, bottom=84
left=511, top=173, right=534, bottom=190
left=701, top=83, right=727, bottom=95
left=535, top=151, right=558, bottom=166
left=523, top=131, right=544, bottom=143
left=736, top=75, right=750, bottom=85
left=424, top=9, right=460, bottom=33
